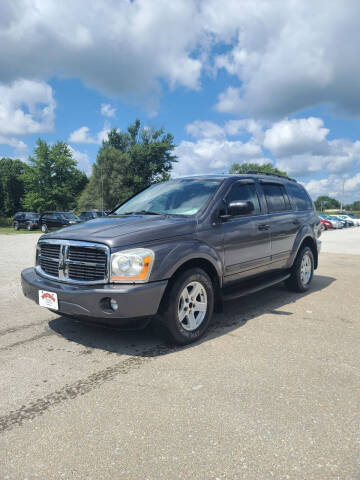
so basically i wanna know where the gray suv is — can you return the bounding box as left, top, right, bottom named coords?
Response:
left=21, top=173, right=321, bottom=345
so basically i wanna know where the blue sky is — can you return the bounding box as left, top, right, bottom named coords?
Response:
left=1, top=0, right=360, bottom=203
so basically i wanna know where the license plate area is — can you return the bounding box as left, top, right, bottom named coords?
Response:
left=38, top=290, right=58, bottom=310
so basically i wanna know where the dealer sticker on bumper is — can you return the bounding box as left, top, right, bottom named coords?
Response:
left=38, top=290, right=58, bottom=310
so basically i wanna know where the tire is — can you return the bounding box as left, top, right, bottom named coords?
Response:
left=14, top=222, right=19, bottom=230
left=155, top=268, right=214, bottom=345
left=41, top=224, right=48, bottom=233
left=27, top=223, right=32, bottom=231
left=285, top=246, right=314, bottom=292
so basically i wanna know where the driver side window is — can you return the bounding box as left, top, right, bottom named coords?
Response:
left=226, top=183, right=261, bottom=215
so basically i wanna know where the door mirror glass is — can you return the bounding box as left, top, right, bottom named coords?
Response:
left=228, top=200, right=254, bottom=216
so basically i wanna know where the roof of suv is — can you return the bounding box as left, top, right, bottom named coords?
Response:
left=178, top=172, right=297, bottom=183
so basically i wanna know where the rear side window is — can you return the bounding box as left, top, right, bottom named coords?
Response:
left=286, top=183, right=313, bottom=211
left=262, top=183, right=291, bottom=213
left=226, top=183, right=261, bottom=215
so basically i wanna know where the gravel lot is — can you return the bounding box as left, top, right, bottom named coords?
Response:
left=0, top=229, right=359, bottom=479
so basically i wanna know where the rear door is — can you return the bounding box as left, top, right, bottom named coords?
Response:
left=222, top=180, right=271, bottom=281
left=260, top=182, right=298, bottom=267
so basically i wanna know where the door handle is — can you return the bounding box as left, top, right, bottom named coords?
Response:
left=258, top=224, right=270, bottom=231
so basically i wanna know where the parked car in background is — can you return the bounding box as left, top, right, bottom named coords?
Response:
left=13, top=212, right=40, bottom=231
left=319, top=217, right=333, bottom=230
left=318, top=214, right=341, bottom=229
left=338, top=213, right=360, bottom=226
left=336, top=214, right=355, bottom=227
left=39, top=212, right=81, bottom=233
left=79, top=210, right=106, bottom=221
left=343, top=212, right=360, bottom=225
left=326, top=215, right=344, bottom=228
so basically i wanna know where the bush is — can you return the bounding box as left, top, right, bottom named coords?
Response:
left=0, top=217, right=12, bottom=227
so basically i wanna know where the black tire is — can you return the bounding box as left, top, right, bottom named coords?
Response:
left=285, top=246, right=314, bottom=292
left=27, top=223, right=32, bottom=231
left=155, top=268, right=214, bottom=345
left=41, top=224, right=48, bottom=233
left=14, top=222, right=19, bottom=230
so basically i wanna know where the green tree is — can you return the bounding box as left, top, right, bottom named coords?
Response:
left=229, top=162, right=288, bottom=177
left=0, top=157, right=29, bottom=216
left=78, top=119, right=176, bottom=210
left=314, top=195, right=340, bottom=211
left=345, top=200, right=360, bottom=211
left=22, top=139, right=88, bottom=211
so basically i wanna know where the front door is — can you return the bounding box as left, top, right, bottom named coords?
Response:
left=222, top=180, right=271, bottom=282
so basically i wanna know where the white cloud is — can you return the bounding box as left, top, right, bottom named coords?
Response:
left=100, top=103, right=116, bottom=118
left=211, top=0, right=360, bottom=118
left=264, top=118, right=329, bottom=157
left=303, top=173, right=360, bottom=203
left=68, top=124, right=110, bottom=145
left=175, top=116, right=360, bottom=181
left=174, top=137, right=265, bottom=176
left=69, top=146, right=92, bottom=176
left=0, top=79, right=55, bottom=137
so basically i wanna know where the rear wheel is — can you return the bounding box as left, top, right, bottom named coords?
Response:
left=41, top=224, right=48, bottom=233
left=285, top=246, right=314, bottom=292
left=155, top=268, right=214, bottom=345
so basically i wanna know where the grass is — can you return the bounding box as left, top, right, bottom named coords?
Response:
left=0, top=227, right=40, bottom=235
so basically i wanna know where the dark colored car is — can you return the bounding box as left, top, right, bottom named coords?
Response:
left=39, top=212, right=81, bottom=233
left=79, top=210, right=106, bottom=221
left=22, top=173, right=321, bottom=345
left=13, top=212, right=40, bottom=230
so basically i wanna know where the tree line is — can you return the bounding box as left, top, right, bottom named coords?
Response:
left=0, top=120, right=176, bottom=216
left=0, top=119, right=359, bottom=217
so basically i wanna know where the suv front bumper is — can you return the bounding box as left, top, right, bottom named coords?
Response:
left=21, top=267, right=168, bottom=320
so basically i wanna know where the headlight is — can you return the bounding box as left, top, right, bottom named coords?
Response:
left=110, top=248, right=154, bottom=283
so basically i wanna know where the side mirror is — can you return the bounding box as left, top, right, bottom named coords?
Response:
left=227, top=200, right=254, bottom=217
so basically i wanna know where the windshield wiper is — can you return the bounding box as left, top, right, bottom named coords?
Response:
left=121, top=210, right=163, bottom=216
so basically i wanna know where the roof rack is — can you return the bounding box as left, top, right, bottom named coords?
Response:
left=245, top=170, right=297, bottom=183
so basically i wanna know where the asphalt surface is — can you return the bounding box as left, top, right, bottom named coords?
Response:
left=0, top=229, right=359, bottom=479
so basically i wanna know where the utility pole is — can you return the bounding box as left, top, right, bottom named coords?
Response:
left=340, top=177, right=345, bottom=212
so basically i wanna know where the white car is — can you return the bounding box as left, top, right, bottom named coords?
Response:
left=337, top=214, right=360, bottom=226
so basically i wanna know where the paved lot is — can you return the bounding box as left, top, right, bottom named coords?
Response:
left=0, top=230, right=359, bottom=479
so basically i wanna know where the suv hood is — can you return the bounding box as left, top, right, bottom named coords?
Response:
left=41, top=214, right=197, bottom=249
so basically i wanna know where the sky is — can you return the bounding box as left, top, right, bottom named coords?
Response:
left=1, top=0, right=360, bottom=203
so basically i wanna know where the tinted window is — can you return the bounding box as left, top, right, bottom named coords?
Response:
left=262, top=184, right=291, bottom=213
left=226, top=183, right=261, bottom=215
left=286, top=183, right=313, bottom=211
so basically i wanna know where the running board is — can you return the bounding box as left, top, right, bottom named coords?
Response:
left=222, top=273, right=291, bottom=302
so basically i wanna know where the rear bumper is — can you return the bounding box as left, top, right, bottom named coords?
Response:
left=21, top=267, right=168, bottom=320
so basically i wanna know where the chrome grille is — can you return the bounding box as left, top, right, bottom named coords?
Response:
left=37, top=240, right=109, bottom=284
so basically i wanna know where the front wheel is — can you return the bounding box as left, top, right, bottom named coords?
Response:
left=285, top=246, right=314, bottom=292
left=41, top=224, right=48, bottom=233
left=14, top=222, right=19, bottom=230
left=155, top=268, right=214, bottom=345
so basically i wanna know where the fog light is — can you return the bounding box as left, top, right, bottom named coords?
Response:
left=110, top=298, right=118, bottom=311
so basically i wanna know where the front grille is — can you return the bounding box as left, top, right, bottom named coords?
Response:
left=40, top=244, right=60, bottom=259
left=39, top=257, right=59, bottom=276
left=68, top=246, right=107, bottom=264
left=37, top=240, right=109, bottom=284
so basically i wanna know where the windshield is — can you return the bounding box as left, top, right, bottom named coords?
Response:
left=114, top=179, right=222, bottom=216
left=61, top=212, right=79, bottom=220
left=26, top=213, right=40, bottom=219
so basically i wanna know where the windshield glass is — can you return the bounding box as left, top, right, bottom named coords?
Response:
left=114, top=179, right=222, bottom=216
left=27, top=213, right=40, bottom=219
left=61, top=212, right=79, bottom=220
